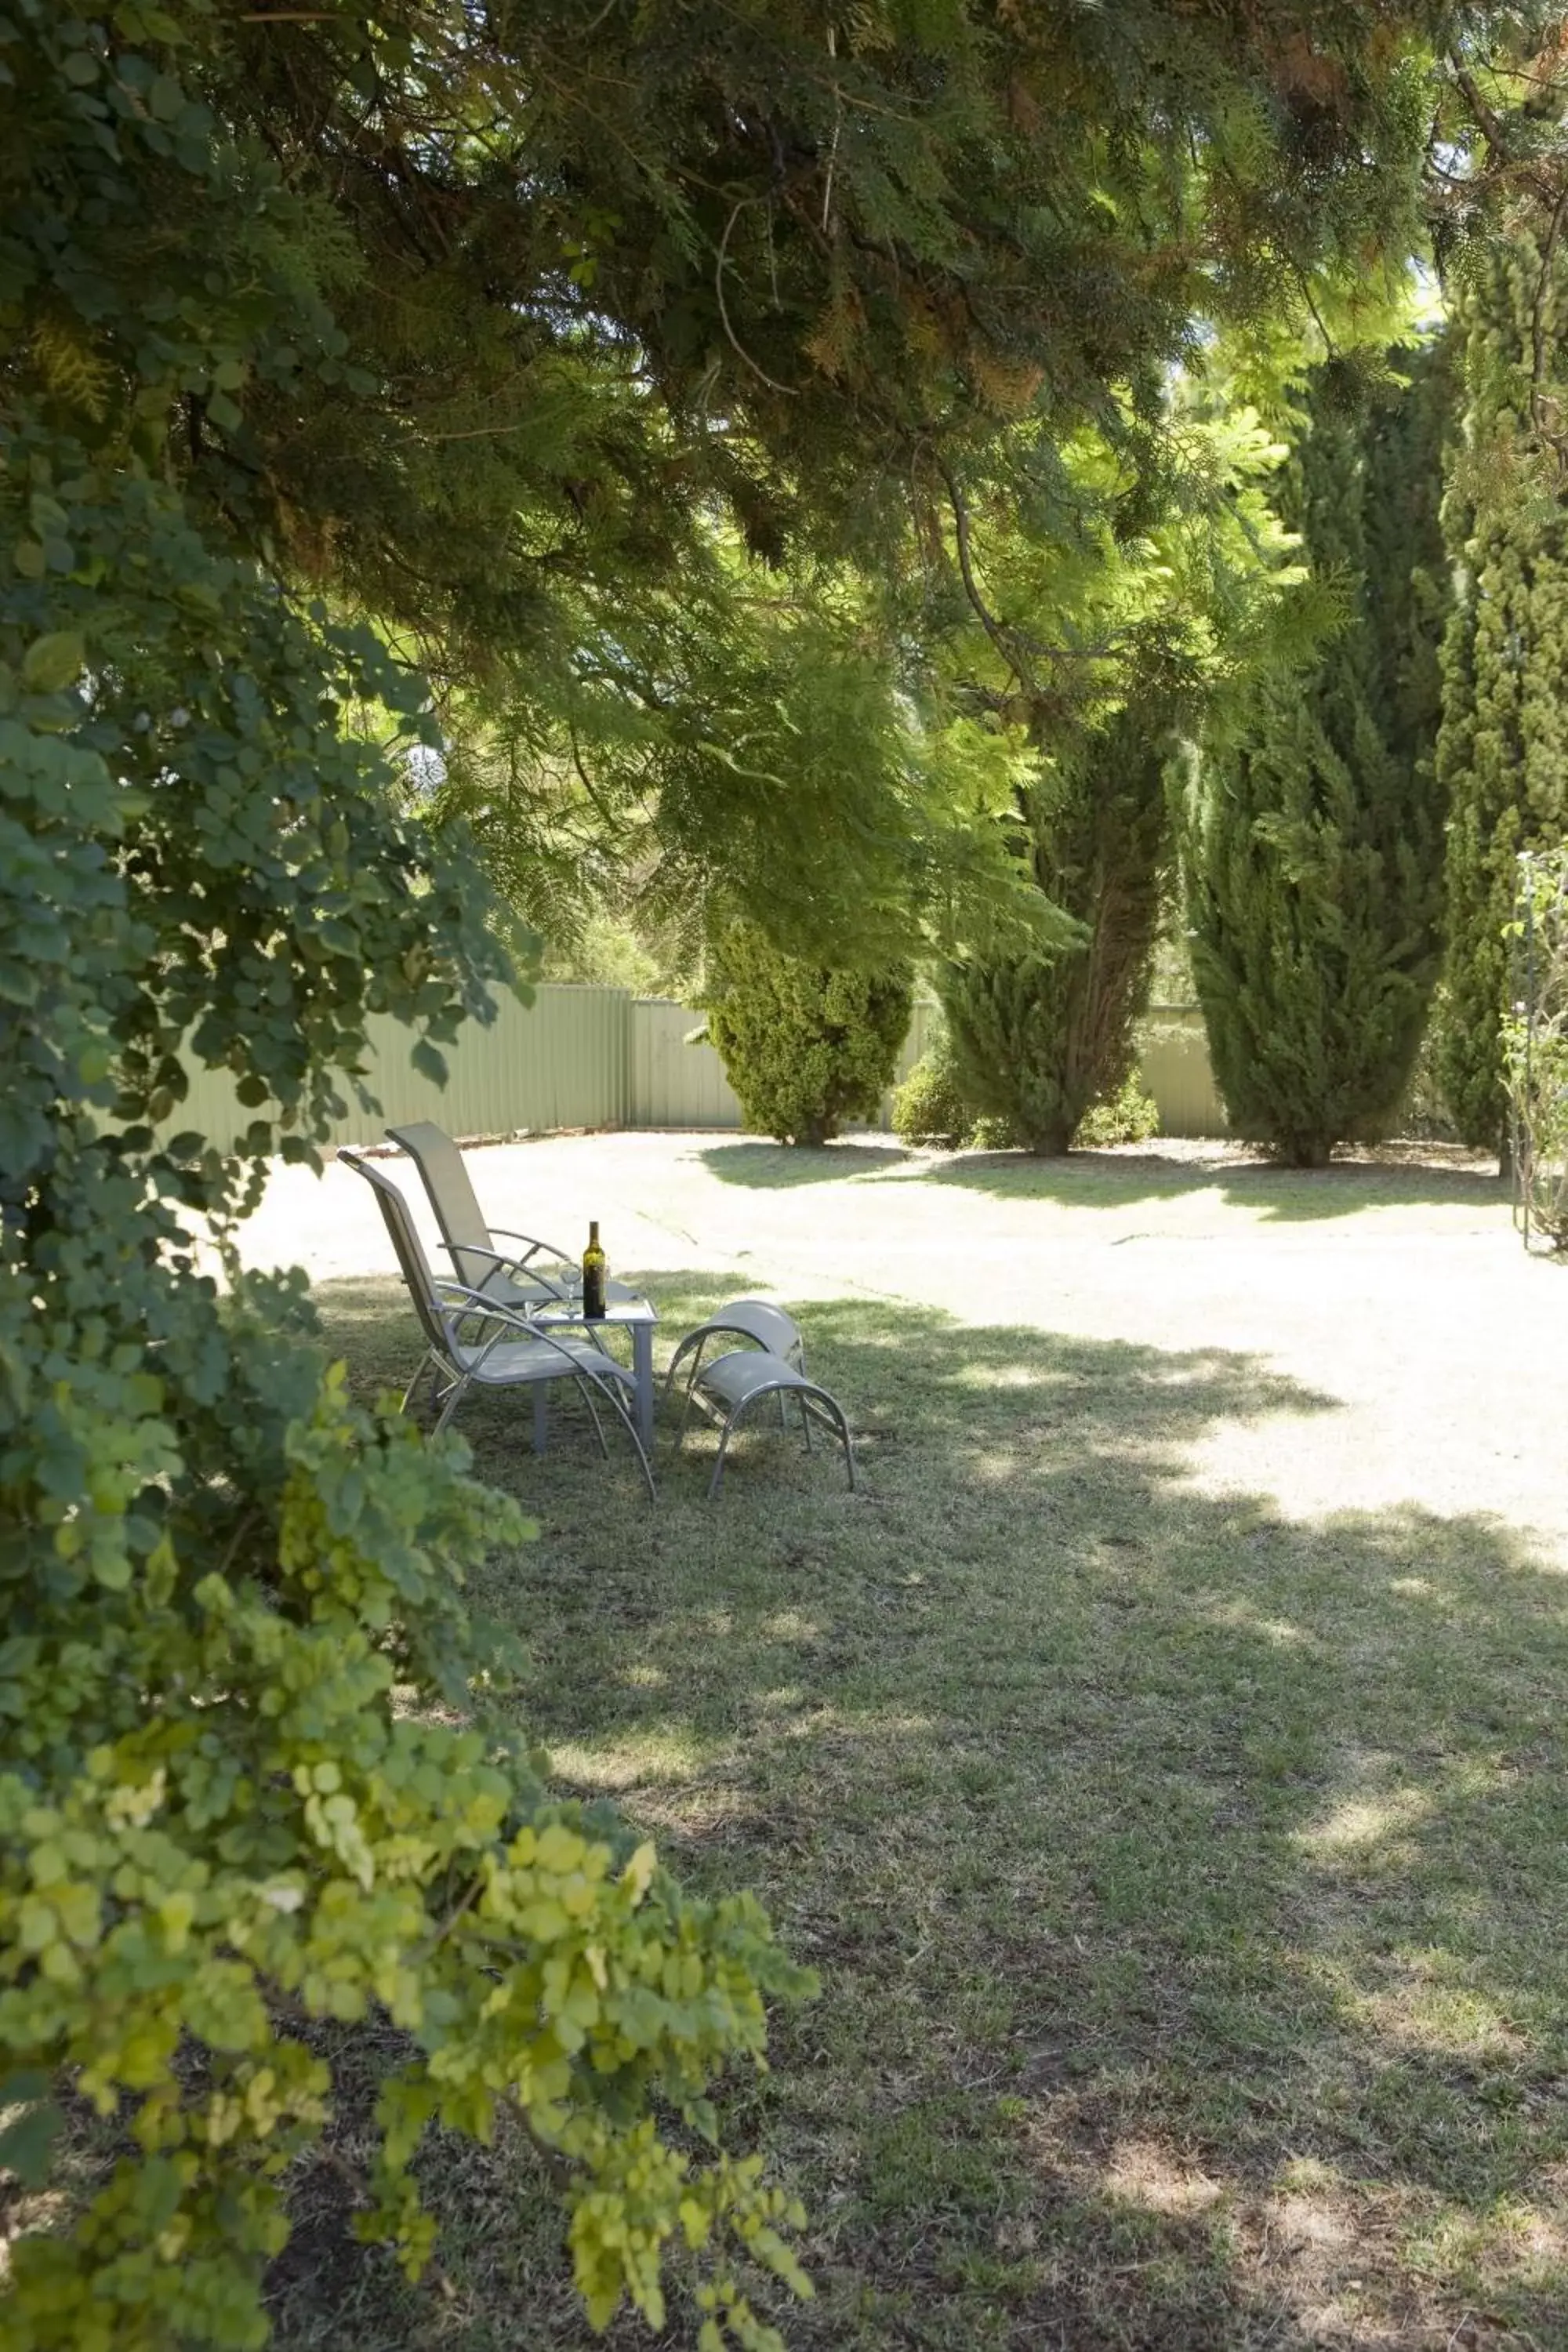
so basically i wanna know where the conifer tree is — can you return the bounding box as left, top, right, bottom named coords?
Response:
left=1181, top=353, right=1450, bottom=1165
left=1436, top=230, right=1568, bottom=1153
left=704, top=920, right=913, bottom=1145
left=940, top=702, right=1173, bottom=1156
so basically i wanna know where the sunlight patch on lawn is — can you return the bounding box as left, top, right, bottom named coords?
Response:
left=546, top=1726, right=712, bottom=1791
left=1105, top=2136, right=1226, bottom=2217
left=1197, top=1594, right=1317, bottom=1648
left=1296, top=1783, right=1433, bottom=1857
left=1356, top=1966, right=1530, bottom=2061
left=757, top=1610, right=822, bottom=1642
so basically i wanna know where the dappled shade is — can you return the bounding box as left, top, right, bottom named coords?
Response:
left=928, top=1143, right=1509, bottom=1224
left=291, top=1276, right=1568, bottom=2352
left=699, top=1142, right=912, bottom=1190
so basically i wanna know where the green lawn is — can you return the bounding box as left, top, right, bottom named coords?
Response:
left=267, top=1141, right=1568, bottom=2352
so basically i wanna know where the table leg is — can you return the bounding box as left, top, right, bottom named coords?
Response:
left=632, top=1325, right=655, bottom=1452
left=533, top=1385, right=548, bottom=1455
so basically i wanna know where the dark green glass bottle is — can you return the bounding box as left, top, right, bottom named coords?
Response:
left=581, top=1221, right=607, bottom=1320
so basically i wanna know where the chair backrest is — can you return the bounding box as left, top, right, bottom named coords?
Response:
left=339, top=1148, right=454, bottom=1360
left=384, top=1120, right=492, bottom=1286
left=697, top=1298, right=803, bottom=1361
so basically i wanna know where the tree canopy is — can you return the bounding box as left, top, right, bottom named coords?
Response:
left=6, top=0, right=1494, bottom=960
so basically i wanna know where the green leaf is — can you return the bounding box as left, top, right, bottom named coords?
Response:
left=0, top=2097, right=64, bottom=2188
left=411, top=1038, right=448, bottom=1086
left=21, top=633, right=86, bottom=695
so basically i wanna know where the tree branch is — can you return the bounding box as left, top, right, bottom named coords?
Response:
left=715, top=201, right=800, bottom=398
left=935, top=456, right=1030, bottom=685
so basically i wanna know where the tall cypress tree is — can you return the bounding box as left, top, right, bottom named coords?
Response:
left=1182, top=353, right=1450, bottom=1165
left=940, top=700, right=1172, bottom=1156
left=1436, top=233, right=1568, bottom=1154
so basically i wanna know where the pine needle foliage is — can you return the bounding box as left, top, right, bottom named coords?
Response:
left=940, top=701, right=1174, bottom=1156
left=1436, top=223, right=1568, bottom=1152
left=1181, top=352, right=1451, bottom=1166
left=128, top=0, right=1464, bottom=954
left=703, top=921, right=913, bottom=1146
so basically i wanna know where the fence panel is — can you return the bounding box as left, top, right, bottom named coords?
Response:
left=169, top=983, right=630, bottom=1149
left=630, top=1000, right=742, bottom=1128
left=1135, top=1007, right=1227, bottom=1139
left=163, top=985, right=1226, bottom=1148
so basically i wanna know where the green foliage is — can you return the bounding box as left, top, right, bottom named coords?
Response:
left=1182, top=351, right=1451, bottom=1166
left=891, top=1031, right=971, bottom=1151
left=942, top=702, right=1174, bottom=1156
left=1076, top=1072, right=1161, bottom=1149
left=1503, top=851, right=1568, bottom=1247
left=967, top=1113, right=1022, bottom=1152
left=1436, top=227, right=1568, bottom=1153
left=891, top=1024, right=1157, bottom=1153
left=705, top=922, right=913, bottom=1146
left=0, top=9, right=810, bottom=2347
left=539, top=912, right=694, bottom=1000
left=89, top=0, right=1458, bottom=967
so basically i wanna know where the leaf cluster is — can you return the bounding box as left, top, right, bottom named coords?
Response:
left=0, top=9, right=813, bottom=2347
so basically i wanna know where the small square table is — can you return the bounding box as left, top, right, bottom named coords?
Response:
left=530, top=1294, right=659, bottom=1450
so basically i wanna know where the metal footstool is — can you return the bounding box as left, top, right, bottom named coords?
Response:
left=664, top=1301, right=856, bottom=1498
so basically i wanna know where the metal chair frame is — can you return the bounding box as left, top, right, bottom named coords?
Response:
left=339, top=1148, right=655, bottom=1498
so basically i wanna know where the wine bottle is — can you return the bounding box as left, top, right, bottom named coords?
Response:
left=582, top=1221, right=608, bottom=1320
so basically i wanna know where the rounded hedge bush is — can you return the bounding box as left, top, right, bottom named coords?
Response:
left=891, top=1036, right=972, bottom=1149
left=705, top=922, right=913, bottom=1146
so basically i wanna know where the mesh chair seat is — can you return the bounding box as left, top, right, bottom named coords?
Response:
left=451, top=1330, right=635, bottom=1388
left=385, top=1120, right=635, bottom=1305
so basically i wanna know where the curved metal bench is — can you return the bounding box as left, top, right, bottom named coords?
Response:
left=666, top=1301, right=855, bottom=1498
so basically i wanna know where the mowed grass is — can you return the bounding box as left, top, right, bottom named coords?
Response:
left=269, top=1150, right=1568, bottom=2352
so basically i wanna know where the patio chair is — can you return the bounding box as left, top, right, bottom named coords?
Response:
left=383, top=1120, right=635, bottom=1311
left=666, top=1299, right=855, bottom=1499
left=339, top=1147, right=655, bottom=1498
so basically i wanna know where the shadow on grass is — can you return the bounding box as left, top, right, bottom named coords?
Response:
left=699, top=1139, right=912, bottom=1189
left=278, top=1272, right=1568, bottom=2352
left=927, top=1142, right=1509, bottom=1223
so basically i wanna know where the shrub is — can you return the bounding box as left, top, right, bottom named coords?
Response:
left=0, top=20, right=809, bottom=2347
left=1503, top=852, right=1568, bottom=1247
left=1183, top=354, right=1450, bottom=1166
left=705, top=920, right=913, bottom=1145
left=963, top=1073, right=1159, bottom=1154
left=1076, top=1070, right=1160, bottom=1147
left=1395, top=982, right=1460, bottom=1141
left=968, top=1112, right=1022, bottom=1150
left=891, top=1033, right=972, bottom=1149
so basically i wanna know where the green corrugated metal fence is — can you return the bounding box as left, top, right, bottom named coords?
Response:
left=166, top=985, right=1225, bottom=1145
left=1136, top=1007, right=1228, bottom=1139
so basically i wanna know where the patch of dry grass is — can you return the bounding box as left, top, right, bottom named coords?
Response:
left=265, top=1155, right=1568, bottom=2352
